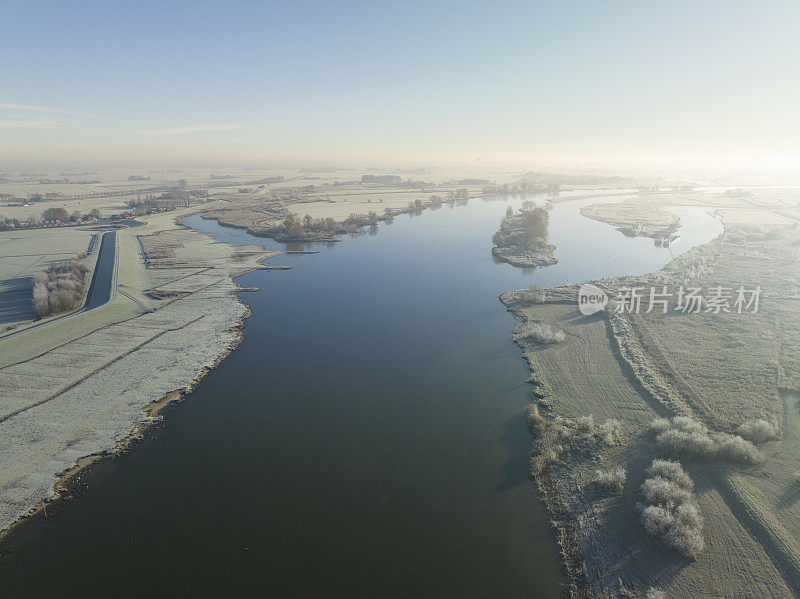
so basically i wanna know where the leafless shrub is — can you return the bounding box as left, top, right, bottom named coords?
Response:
left=527, top=407, right=567, bottom=478
left=641, top=476, right=693, bottom=505
left=670, top=416, right=706, bottom=435
left=665, top=503, right=705, bottom=557
left=647, top=459, right=693, bottom=490
left=31, top=259, right=88, bottom=318
left=712, top=432, right=762, bottom=464
left=649, top=417, right=672, bottom=435
left=656, top=428, right=716, bottom=458
left=736, top=419, right=778, bottom=444
left=525, top=403, right=543, bottom=433
left=597, top=418, right=622, bottom=445
left=516, top=321, right=566, bottom=344
left=527, top=411, right=624, bottom=479
left=530, top=448, right=558, bottom=477
left=650, top=417, right=761, bottom=464
left=647, top=588, right=666, bottom=599
left=594, top=468, right=627, bottom=493
left=639, top=459, right=704, bottom=558
left=576, top=414, right=595, bottom=432
left=564, top=414, right=623, bottom=446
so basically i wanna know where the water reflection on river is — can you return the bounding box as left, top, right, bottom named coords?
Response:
left=0, top=193, right=721, bottom=598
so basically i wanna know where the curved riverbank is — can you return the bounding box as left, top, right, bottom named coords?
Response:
left=0, top=197, right=569, bottom=597
left=0, top=301, right=253, bottom=542
left=0, top=192, right=726, bottom=597
left=0, top=212, right=276, bottom=538
left=502, top=207, right=800, bottom=596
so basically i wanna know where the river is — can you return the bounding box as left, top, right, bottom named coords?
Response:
left=0, top=193, right=722, bottom=597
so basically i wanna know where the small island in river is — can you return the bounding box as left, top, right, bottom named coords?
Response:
left=491, top=203, right=558, bottom=269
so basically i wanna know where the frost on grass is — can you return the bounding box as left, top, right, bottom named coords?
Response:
left=736, top=419, right=778, bottom=444
left=517, top=286, right=547, bottom=303
left=596, top=418, right=623, bottom=445
left=514, top=321, right=566, bottom=344
left=649, top=416, right=761, bottom=464
left=557, top=414, right=623, bottom=448
left=526, top=404, right=559, bottom=476
left=526, top=407, right=624, bottom=478
left=638, top=459, right=704, bottom=559
left=594, top=468, right=627, bottom=494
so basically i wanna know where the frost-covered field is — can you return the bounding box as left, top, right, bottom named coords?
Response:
left=0, top=228, right=97, bottom=329
left=0, top=210, right=276, bottom=533
left=505, top=200, right=800, bottom=598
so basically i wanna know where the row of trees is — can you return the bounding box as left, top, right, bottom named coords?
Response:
left=277, top=210, right=385, bottom=241
left=482, top=181, right=558, bottom=196
left=279, top=214, right=341, bottom=240
left=1, top=208, right=103, bottom=230
left=359, top=174, right=433, bottom=190
left=361, top=174, right=402, bottom=184
left=274, top=190, right=472, bottom=241
left=42, top=207, right=102, bottom=223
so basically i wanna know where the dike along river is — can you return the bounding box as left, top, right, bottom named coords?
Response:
left=0, top=193, right=721, bottom=597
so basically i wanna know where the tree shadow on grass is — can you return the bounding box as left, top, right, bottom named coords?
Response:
left=0, top=276, right=35, bottom=325
left=778, top=483, right=800, bottom=507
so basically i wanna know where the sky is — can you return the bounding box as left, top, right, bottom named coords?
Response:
left=1, top=0, right=799, bottom=167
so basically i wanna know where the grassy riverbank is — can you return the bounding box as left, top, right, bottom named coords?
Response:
left=502, top=200, right=800, bottom=596
left=0, top=209, right=276, bottom=536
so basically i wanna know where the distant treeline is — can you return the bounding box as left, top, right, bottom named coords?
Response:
left=269, top=185, right=318, bottom=202
left=520, top=171, right=628, bottom=185
left=207, top=175, right=284, bottom=186
left=2, top=176, right=286, bottom=204
left=37, top=178, right=101, bottom=184
left=1, top=207, right=103, bottom=230
left=482, top=182, right=557, bottom=195
left=360, top=174, right=432, bottom=189
left=457, top=178, right=491, bottom=185
left=300, top=167, right=338, bottom=173
left=125, top=186, right=209, bottom=215
left=361, top=174, right=403, bottom=184
left=41, top=207, right=102, bottom=223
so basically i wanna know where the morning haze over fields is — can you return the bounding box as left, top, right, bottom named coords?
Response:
left=1, top=2, right=800, bottom=598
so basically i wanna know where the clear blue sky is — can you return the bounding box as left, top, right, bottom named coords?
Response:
left=1, top=0, right=799, bottom=166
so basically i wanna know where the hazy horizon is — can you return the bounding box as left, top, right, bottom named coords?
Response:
left=2, top=1, right=799, bottom=170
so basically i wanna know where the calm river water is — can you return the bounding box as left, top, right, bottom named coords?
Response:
left=0, top=193, right=721, bottom=597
